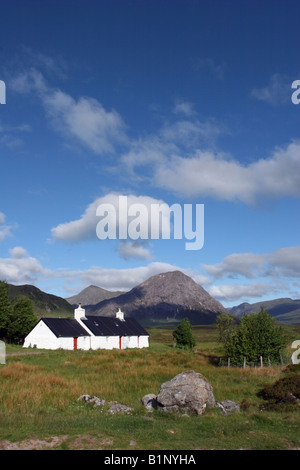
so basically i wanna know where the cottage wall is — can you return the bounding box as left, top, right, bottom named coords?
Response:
left=77, top=336, right=91, bottom=350
left=23, top=321, right=60, bottom=350
left=89, top=335, right=149, bottom=350
left=138, top=335, right=149, bottom=348
left=23, top=320, right=91, bottom=350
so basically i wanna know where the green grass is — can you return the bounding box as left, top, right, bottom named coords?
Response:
left=0, top=324, right=300, bottom=450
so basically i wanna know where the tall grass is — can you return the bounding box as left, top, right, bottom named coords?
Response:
left=0, top=324, right=299, bottom=450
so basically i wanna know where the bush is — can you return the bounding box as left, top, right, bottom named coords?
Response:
left=221, top=307, right=288, bottom=364
left=258, top=365, right=300, bottom=410
left=172, top=318, right=196, bottom=350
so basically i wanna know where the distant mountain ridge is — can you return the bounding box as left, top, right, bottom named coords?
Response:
left=228, top=298, right=300, bottom=324
left=85, top=271, right=227, bottom=325
left=66, top=285, right=125, bottom=307
left=6, top=283, right=73, bottom=317
left=4, top=275, right=300, bottom=326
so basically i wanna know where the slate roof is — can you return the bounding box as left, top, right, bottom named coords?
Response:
left=40, top=316, right=148, bottom=338
left=82, top=316, right=149, bottom=337
left=42, top=318, right=91, bottom=338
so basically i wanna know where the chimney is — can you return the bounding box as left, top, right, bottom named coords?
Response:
left=116, top=308, right=125, bottom=321
left=74, top=303, right=86, bottom=321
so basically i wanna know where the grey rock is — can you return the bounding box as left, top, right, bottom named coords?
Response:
left=156, top=370, right=215, bottom=415
left=77, top=394, right=105, bottom=407
left=107, top=403, right=134, bottom=415
left=141, top=393, right=158, bottom=412
left=216, top=400, right=240, bottom=415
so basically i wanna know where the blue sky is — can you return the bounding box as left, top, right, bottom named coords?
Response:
left=0, top=0, right=299, bottom=308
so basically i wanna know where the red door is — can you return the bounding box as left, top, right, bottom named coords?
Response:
left=119, top=336, right=122, bottom=350
left=74, top=337, right=78, bottom=351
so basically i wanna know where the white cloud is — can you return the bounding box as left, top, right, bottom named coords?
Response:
left=120, top=106, right=300, bottom=205
left=43, top=90, right=127, bottom=155
left=0, top=121, right=32, bottom=149
left=202, top=246, right=300, bottom=281
left=9, top=246, right=28, bottom=259
left=51, top=192, right=175, bottom=243
left=173, top=100, right=196, bottom=117
left=118, top=241, right=152, bottom=261
left=0, top=213, right=17, bottom=242
left=153, top=141, right=300, bottom=204
left=10, top=67, right=47, bottom=94
left=208, top=282, right=275, bottom=302
left=10, top=60, right=300, bottom=207
left=51, top=197, right=100, bottom=243
left=269, top=246, right=300, bottom=277
left=10, top=67, right=127, bottom=156
left=251, top=73, right=291, bottom=105
left=203, top=253, right=266, bottom=279
left=159, top=118, right=225, bottom=148
left=0, top=247, right=52, bottom=285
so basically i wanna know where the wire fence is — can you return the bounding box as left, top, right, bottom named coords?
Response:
left=218, top=354, right=291, bottom=368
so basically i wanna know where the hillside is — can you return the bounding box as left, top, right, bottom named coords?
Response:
left=87, top=270, right=227, bottom=325
left=66, top=285, right=124, bottom=307
left=229, top=298, right=300, bottom=324
left=6, top=283, right=73, bottom=318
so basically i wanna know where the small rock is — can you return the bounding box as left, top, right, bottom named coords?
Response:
left=77, top=395, right=105, bottom=407
left=141, top=393, right=158, bottom=412
left=216, top=400, right=240, bottom=415
left=107, top=404, right=134, bottom=415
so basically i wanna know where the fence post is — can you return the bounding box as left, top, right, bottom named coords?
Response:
left=243, top=357, right=246, bottom=368
left=280, top=354, right=283, bottom=365
left=228, top=357, right=230, bottom=368
left=260, top=356, right=263, bottom=368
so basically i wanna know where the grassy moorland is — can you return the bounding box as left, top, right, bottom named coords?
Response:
left=0, top=324, right=299, bottom=450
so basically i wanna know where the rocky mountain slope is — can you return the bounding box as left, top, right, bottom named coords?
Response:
left=86, top=270, right=227, bottom=325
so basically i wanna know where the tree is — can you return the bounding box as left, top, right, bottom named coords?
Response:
left=173, top=318, right=196, bottom=350
left=0, top=281, right=12, bottom=340
left=7, top=298, right=38, bottom=344
left=216, top=312, right=237, bottom=345
left=223, top=307, right=288, bottom=364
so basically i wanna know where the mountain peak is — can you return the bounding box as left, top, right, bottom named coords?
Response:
left=88, top=270, right=226, bottom=325
left=66, top=285, right=125, bottom=306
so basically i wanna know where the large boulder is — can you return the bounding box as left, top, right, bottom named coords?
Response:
left=156, top=370, right=215, bottom=415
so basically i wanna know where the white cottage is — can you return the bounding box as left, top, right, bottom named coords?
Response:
left=23, top=305, right=149, bottom=351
